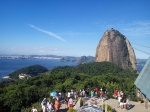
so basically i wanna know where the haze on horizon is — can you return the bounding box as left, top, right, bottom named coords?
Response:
left=0, top=0, right=150, bottom=59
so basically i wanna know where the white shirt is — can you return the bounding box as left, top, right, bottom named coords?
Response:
left=69, top=98, right=73, bottom=104
left=68, top=92, right=71, bottom=97
left=118, top=96, right=122, bottom=102
left=47, top=102, right=52, bottom=110
left=32, top=108, right=37, bottom=112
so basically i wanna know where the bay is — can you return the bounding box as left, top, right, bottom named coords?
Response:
left=0, top=58, right=77, bottom=78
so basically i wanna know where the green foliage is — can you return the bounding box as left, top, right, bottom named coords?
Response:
left=136, top=96, right=142, bottom=101
left=102, top=103, right=113, bottom=112
left=80, top=98, right=84, bottom=107
left=0, top=62, right=137, bottom=111
left=67, top=108, right=76, bottom=112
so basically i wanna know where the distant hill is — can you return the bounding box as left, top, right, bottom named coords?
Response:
left=60, top=55, right=95, bottom=64
left=136, top=59, right=147, bottom=64
left=136, top=59, right=147, bottom=72
left=76, top=56, right=95, bottom=64
left=9, top=64, right=48, bottom=80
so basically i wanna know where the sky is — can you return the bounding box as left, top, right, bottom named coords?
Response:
left=0, top=0, right=150, bottom=59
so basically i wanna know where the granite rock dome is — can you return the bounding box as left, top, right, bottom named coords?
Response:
left=95, top=29, right=137, bottom=70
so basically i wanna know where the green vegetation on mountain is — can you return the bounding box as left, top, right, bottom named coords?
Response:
left=9, top=64, right=48, bottom=79
left=0, top=62, right=138, bottom=112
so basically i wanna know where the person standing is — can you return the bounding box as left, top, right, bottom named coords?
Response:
left=91, top=90, right=94, bottom=98
left=100, top=90, right=104, bottom=99
left=54, top=99, right=60, bottom=112
left=68, top=91, right=71, bottom=99
left=31, top=106, right=37, bottom=112
left=94, top=87, right=98, bottom=97
left=41, top=98, right=47, bottom=112
left=47, top=100, right=53, bottom=112
left=68, top=97, right=73, bottom=109
left=64, top=96, right=68, bottom=109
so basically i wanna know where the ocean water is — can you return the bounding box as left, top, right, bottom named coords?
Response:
left=0, top=58, right=143, bottom=79
left=0, top=58, right=77, bottom=78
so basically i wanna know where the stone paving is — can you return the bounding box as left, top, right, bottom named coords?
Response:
left=59, top=97, right=150, bottom=112
left=105, top=98, right=150, bottom=112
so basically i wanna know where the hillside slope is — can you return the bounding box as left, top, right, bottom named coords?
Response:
left=9, top=64, right=48, bottom=79
left=0, top=62, right=137, bottom=112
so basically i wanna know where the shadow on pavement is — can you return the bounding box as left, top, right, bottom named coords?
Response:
left=59, top=108, right=68, bottom=112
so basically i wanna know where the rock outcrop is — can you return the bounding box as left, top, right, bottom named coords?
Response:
left=95, top=29, right=137, bottom=70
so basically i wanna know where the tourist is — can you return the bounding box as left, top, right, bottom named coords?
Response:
left=91, top=90, right=94, bottom=98
left=117, top=90, right=120, bottom=98
left=68, top=97, right=73, bottom=109
left=126, top=97, right=132, bottom=110
left=47, top=100, right=53, bottom=112
left=54, top=98, right=60, bottom=112
left=41, top=98, right=47, bottom=112
left=31, top=106, right=37, bottom=112
left=117, top=95, right=122, bottom=108
left=74, top=91, right=77, bottom=99
left=58, top=92, right=62, bottom=100
left=86, top=88, right=90, bottom=97
left=64, top=96, right=68, bottom=109
left=113, top=90, right=118, bottom=99
left=100, top=90, right=104, bottom=99
left=67, top=91, right=71, bottom=99
left=123, top=96, right=127, bottom=110
left=120, top=96, right=124, bottom=110
left=82, top=89, right=85, bottom=97
left=94, top=87, right=98, bottom=97
left=120, top=91, right=124, bottom=97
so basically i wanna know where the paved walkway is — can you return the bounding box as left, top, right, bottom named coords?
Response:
left=59, top=97, right=150, bottom=112
left=105, top=98, right=150, bottom=112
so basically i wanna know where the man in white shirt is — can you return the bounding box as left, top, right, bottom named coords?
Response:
left=68, top=92, right=71, bottom=98
left=68, top=97, right=73, bottom=109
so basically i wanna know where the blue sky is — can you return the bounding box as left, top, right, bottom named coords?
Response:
left=0, top=0, right=150, bottom=59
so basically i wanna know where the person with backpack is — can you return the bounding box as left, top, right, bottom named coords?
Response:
left=47, top=100, right=53, bottom=112
left=41, top=98, right=47, bottom=112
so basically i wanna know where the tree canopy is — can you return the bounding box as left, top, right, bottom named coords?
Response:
left=0, top=62, right=138, bottom=112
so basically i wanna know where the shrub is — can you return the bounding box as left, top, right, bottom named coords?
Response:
left=102, top=103, right=113, bottom=112
left=80, top=98, right=84, bottom=107
left=67, top=108, right=76, bottom=112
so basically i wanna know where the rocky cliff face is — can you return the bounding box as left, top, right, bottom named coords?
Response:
left=95, top=29, right=137, bottom=70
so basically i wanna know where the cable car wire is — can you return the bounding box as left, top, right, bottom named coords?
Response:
left=133, top=47, right=150, bottom=55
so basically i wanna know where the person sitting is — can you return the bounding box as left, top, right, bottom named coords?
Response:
left=126, top=97, right=132, bottom=110
left=120, top=96, right=124, bottom=110
left=41, top=98, right=47, bottom=112
left=123, top=96, right=127, bottom=110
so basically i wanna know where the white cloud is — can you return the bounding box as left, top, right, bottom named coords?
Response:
left=119, top=21, right=150, bottom=37
left=28, top=24, right=65, bottom=42
left=96, top=20, right=150, bottom=38
left=0, top=46, right=61, bottom=55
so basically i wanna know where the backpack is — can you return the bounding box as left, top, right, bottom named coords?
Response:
left=43, top=100, right=46, bottom=105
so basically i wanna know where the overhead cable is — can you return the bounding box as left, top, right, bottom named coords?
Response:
left=133, top=47, right=150, bottom=55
